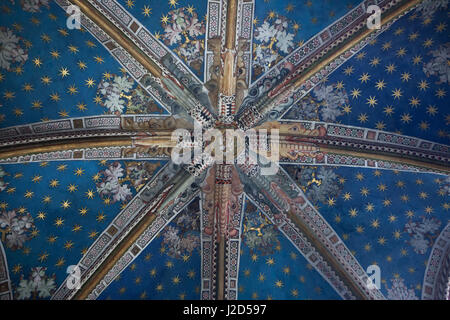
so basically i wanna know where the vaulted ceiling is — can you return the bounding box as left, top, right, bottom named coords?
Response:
left=0, top=0, right=448, bottom=300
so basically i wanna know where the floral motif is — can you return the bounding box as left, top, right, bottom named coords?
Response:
left=125, top=161, right=161, bottom=191
left=19, top=0, right=49, bottom=12
left=415, top=0, right=448, bottom=20
left=0, top=166, right=8, bottom=191
left=386, top=277, right=418, bottom=300
left=284, top=83, right=348, bottom=121
left=15, top=267, right=56, bottom=299
left=423, top=44, right=450, bottom=85
left=405, top=216, right=442, bottom=254
left=242, top=205, right=279, bottom=255
left=96, top=75, right=162, bottom=114
left=161, top=7, right=205, bottom=72
left=126, top=87, right=163, bottom=114
left=97, top=74, right=134, bottom=114
left=96, top=162, right=133, bottom=204
left=96, top=161, right=161, bottom=204
left=253, top=14, right=298, bottom=78
left=0, top=209, right=35, bottom=250
left=0, top=27, right=28, bottom=71
left=161, top=201, right=200, bottom=259
left=287, top=166, right=342, bottom=205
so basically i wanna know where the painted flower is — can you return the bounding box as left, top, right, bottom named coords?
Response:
left=15, top=267, right=56, bottom=300
left=0, top=27, right=28, bottom=70
left=386, top=278, right=418, bottom=300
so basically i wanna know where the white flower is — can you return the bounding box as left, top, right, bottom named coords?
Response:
left=276, top=31, right=294, bottom=54
left=255, top=21, right=277, bottom=43
left=0, top=28, right=28, bottom=70
left=113, top=184, right=132, bottom=202
left=164, top=23, right=183, bottom=46
left=387, top=278, right=418, bottom=300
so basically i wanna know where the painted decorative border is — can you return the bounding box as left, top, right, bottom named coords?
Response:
left=204, top=0, right=222, bottom=83
left=0, top=114, right=169, bottom=146
left=224, top=195, right=245, bottom=300
left=279, top=120, right=450, bottom=159
left=0, top=241, right=12, bottom=300
left=422, top=223, right=450, bottom=300
left=200, top=191, right=216, bottom=300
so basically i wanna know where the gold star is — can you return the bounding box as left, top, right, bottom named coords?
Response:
left=94, top=56, right=104, bottom=64
left=68, top=45, right=79, bottom=53
left=67, top=85, right=78, bottom=95
left=3, top=91, right=15, bottom=100
left=41, top=75, right=52, bottom=84
left=385, top=63, right=396, bottom=74
left=423, top=38, right=434, bottom=48
left=38, top=252, right=49, bottom=262
left=59, top=67, right=70, bottom=78
left=375, top=80, right=386, bottom=90
left=371, top=219, right=380, bottom=228
left=396, top=48, right=407, bottom=57
left=37, top=211, right=46, bottom=220
left=96, top=212, right=106, bottom=222
left=392, top=88, right=403, bottom=99
left=24, top=190, right=34, bottom=198
left=436, top=88, right=446, bottom=98
left=412, top=55, right=423, bottom=65
left=358, top=113, right=368, bottom=123
left=78, top=61, right=87, bottom=70
left=418, top=80, right=429, bottom=91
left=54, top=217, right=64, bottom=227
left=351, top=88, right=361, bottom=99
left=58, top=110, right=69, bottom=118
left=401, top=72, right=411, bottom=82
left=343, top=66, right=354, bottom=75
left=383, top=105, right=394, bottom=116
left=327, top=197, right=336, bottom=206
left=409, top=97, right=420, bottom=107
left=49, top=179, right=59, bottom=188
left=366, top=96, right=377, bottom=107
left=369, top=57, right=381, bottom=67
left=61, top=200, right=71, bottom=209
left=382, top=41, right=392, bottom=50
left=419, top=121, right=429, bottom=131
left=160, top=14, right=169, bottom=24
left=359, top=73, right=371, bottom=83
left=85, top=78, right=95, bottom=87
left=67, top=184, right=78, bottom=192
left=79, top=207, right=88, bottom=216
left=64, top=241, right=74, bottom=250
left=409, top=32, right=419, bottom=41
left=74, top=168, right=85, bottom=176
left=86, top=189, right=95, bottom=199
left=77, top=102, right=87, bottom=111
